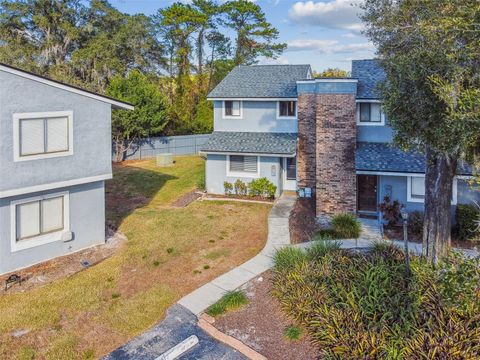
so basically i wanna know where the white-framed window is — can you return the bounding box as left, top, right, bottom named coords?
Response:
left=226, top=155, right=259, bottom=178
left=10, top=191, right=70, bottom=252
left=277, top=100, right=297, bottom=119
left=407, top=176, right=457, bottom=204
left=223, top=100, right=242, bottom=119
left=356, top=102, right=385, bottom=126
left=13, top=111, right=73, bottom=161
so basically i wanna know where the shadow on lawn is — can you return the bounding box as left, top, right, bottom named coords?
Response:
left=105, top=163, right=178, bottom=230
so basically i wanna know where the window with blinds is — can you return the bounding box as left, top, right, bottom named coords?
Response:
left=16, top=196, right=64, bottom=241
left=229, top=155, right=258, bottom=173
left=278, top=101, right=296, bottom=117
left=224, top=100, right=241, bottom=117
left=410, top=177, right=425, bottom=200
left=20, top=116, right=69, bottom=156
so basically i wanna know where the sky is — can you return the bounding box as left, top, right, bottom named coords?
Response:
left=109, top=0, right=376, bottom=72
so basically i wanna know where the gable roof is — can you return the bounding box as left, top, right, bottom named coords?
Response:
left=207, top=65, right=312, bottom=99
left=0, top=63, right=134, bottom=110
left=201, top=131, right=297, bottom=155
left=356, top=142, right=473, bottom=175
left=351, top=59, right=385, bottom=100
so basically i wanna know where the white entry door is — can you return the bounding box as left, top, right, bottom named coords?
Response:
left=283, top=157, right=297, bottom=191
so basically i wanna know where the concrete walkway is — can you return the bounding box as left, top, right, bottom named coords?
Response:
left=178, top=194, right=296, bottom=315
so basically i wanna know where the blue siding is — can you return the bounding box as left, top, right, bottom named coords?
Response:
left=0, top=181, right=105, bottom=274
left=213, top=100, right=297, bottom=133
left=206, top=154, right=283, bottom=196
left=357, top=125, right=393, bottom=143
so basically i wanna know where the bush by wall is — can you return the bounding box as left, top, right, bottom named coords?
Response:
left=248, top=177, right=277, bottom=199
left=234, top=179, right=248, bottom=195
left=331, top=213, right=361, bottom=239
left=456, top=204, right=480, bottom=241
left=409, top=210, right=424, bottom=237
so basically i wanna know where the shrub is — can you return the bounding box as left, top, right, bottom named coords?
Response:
left=273, top=246, right=307, bottom=272
left=378, top=196, right=403, bottom=226
left=331, top=213, right=361, bottom=238
left=456, top=204, right=480, bottom=241
left=223, top=181, right=233, bottom=195
left=248, top=177, right=277, bottom=199
left=284, top=326, right=303, bottom=341
left=306, top=240, right=341, bottom=261
left=409, top=211, right=424, bottom=237
left=234, top=179, right=248, bottom=195
left=206, top=290, right=248, bottom=317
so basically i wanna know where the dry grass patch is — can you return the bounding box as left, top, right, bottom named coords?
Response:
left=0, top=156, right=271, bottom=359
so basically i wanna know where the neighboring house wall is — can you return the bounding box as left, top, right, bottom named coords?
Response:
left=213, top=101, right=297, bottom=133
left=0, top=181, right=105, bottom=274
left=357, top=122, right=393, bottom=143
left=205, top=154, right=282, bottom=196
left=0, top=71, right=112, bottom=194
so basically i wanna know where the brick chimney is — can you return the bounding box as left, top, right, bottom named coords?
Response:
left=297, top=79, right=358, bottom=221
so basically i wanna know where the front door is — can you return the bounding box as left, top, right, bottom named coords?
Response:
left=357, top=175, right=378, bottom=212
left=283, top=157, right=297, bottom=191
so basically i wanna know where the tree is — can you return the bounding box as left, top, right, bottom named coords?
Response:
left=106, top=70, right=168, bottom=162
left=361, top=0, right=480, bottom=264
left=222, top=0, right=286, bottom=65
left=313, top=68, right=349, bottom=78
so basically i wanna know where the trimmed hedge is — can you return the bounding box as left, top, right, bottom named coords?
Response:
left=456, top=204, right=480, bottom=241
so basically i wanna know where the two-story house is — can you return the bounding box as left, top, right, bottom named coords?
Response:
left=0, top=63, right=132, bottom=275
left=202, top=61, right=479, bottom=222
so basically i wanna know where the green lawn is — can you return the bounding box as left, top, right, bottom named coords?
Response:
left=0, top=156, right=271, bottom=359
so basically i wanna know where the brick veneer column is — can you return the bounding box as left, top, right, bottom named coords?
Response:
left=315, top=93, right=357, bottom=217
left=297, top=93, right=317, bottom=191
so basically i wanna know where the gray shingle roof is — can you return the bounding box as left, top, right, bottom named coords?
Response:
left=351, top=59, right=385, bottom=99
left=356, top=142, right=473, bottom=175
left=201, top=132, right=297, bottom=155
left=207, top=65, right=311, bottom=99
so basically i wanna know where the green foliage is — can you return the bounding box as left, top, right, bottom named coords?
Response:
left=455, top=204, right=480, bottom=241
left=284, top=325, right=303, bottom=341
left=233, top=179, right=247, bottom=195
left=331, top=213, right=361, bottom=239
left=314, top=68, right=350, bottom=78
left=223, top=181, right=233, bottom=195
left=273, top=247, right=307, bottom=272
left=378, top=196, right=403, bottom=227
left=106, top=70, right=168, bottom=162
left=196, top=173, right=206, bottom=191
left=273, top=244, right=480, bottom=358
left=248, top=177, right=277, bottom=199
left=206, top=290, right=248, bottom=316
left=409, top=211, right=424, bottom=237
left=306, top=240, right=341, bottom=261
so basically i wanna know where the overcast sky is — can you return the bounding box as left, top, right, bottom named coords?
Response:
left=109, top=0, right=375, bottom=72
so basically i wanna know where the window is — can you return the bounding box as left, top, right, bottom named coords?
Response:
left=286, top=157, right=296, bottom=180
left=224, top=101, right=241, bottom=117
left=357, top=103, right=383, bottom=125
left=10, top=192, right=69, bottom=251
left=407, top=176, right=457, bottom=204
left=227, top=155, right=259, bottom=177
left=278, top=101, right=296, bottom=118
left=13, top=111, right=73, bottom=161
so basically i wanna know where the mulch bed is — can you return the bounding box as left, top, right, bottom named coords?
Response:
left=206, top=194, right=275, bottom=203
left=383, top=225, right=479, bottom=250
left=213, top=271, right=320, bottom=360
left=171, top=190, right=203, bottom=207
left=0, top=230, right=126, bottom=295
left=289, top=197, right=317, bottom=244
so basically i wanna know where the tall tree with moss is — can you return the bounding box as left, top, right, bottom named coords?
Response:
left=362, top=0, right=480, bottom=264
left=222, top=0, right=286, bottom=65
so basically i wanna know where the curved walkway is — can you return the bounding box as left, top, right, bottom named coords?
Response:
left=178, top=194, right=295, bottom=315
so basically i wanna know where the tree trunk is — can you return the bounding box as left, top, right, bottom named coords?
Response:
left=422, top=147, right=458, bottom=265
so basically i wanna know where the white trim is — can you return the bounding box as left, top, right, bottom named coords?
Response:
left=208, top=97, right=297, bottom=101
left=296, top=79, right=358, bottom=83
left=226, top=155, right=260, bottom=178
left=0, top=174, right=111, bottom=198
left=201, top=151, right=295, bottom=158
left=356, top=99, right=381, bottom=103
left=356, top=102, right=385, bottom=126
left=357, top=171, right=424, bottom=177
left=276, top=100, right=297, bottom=120
left=10, top=191, right=70, bottom=252
left=407, top=175, right=457, bottom=205
left=1, top=65, right=134, bottom=110
left=222, top=100, right=243, bottom=119
left=13, top=111, right=74, bottom=162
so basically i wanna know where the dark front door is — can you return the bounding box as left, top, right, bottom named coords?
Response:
left=357, top=175, right=378, bottom=212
